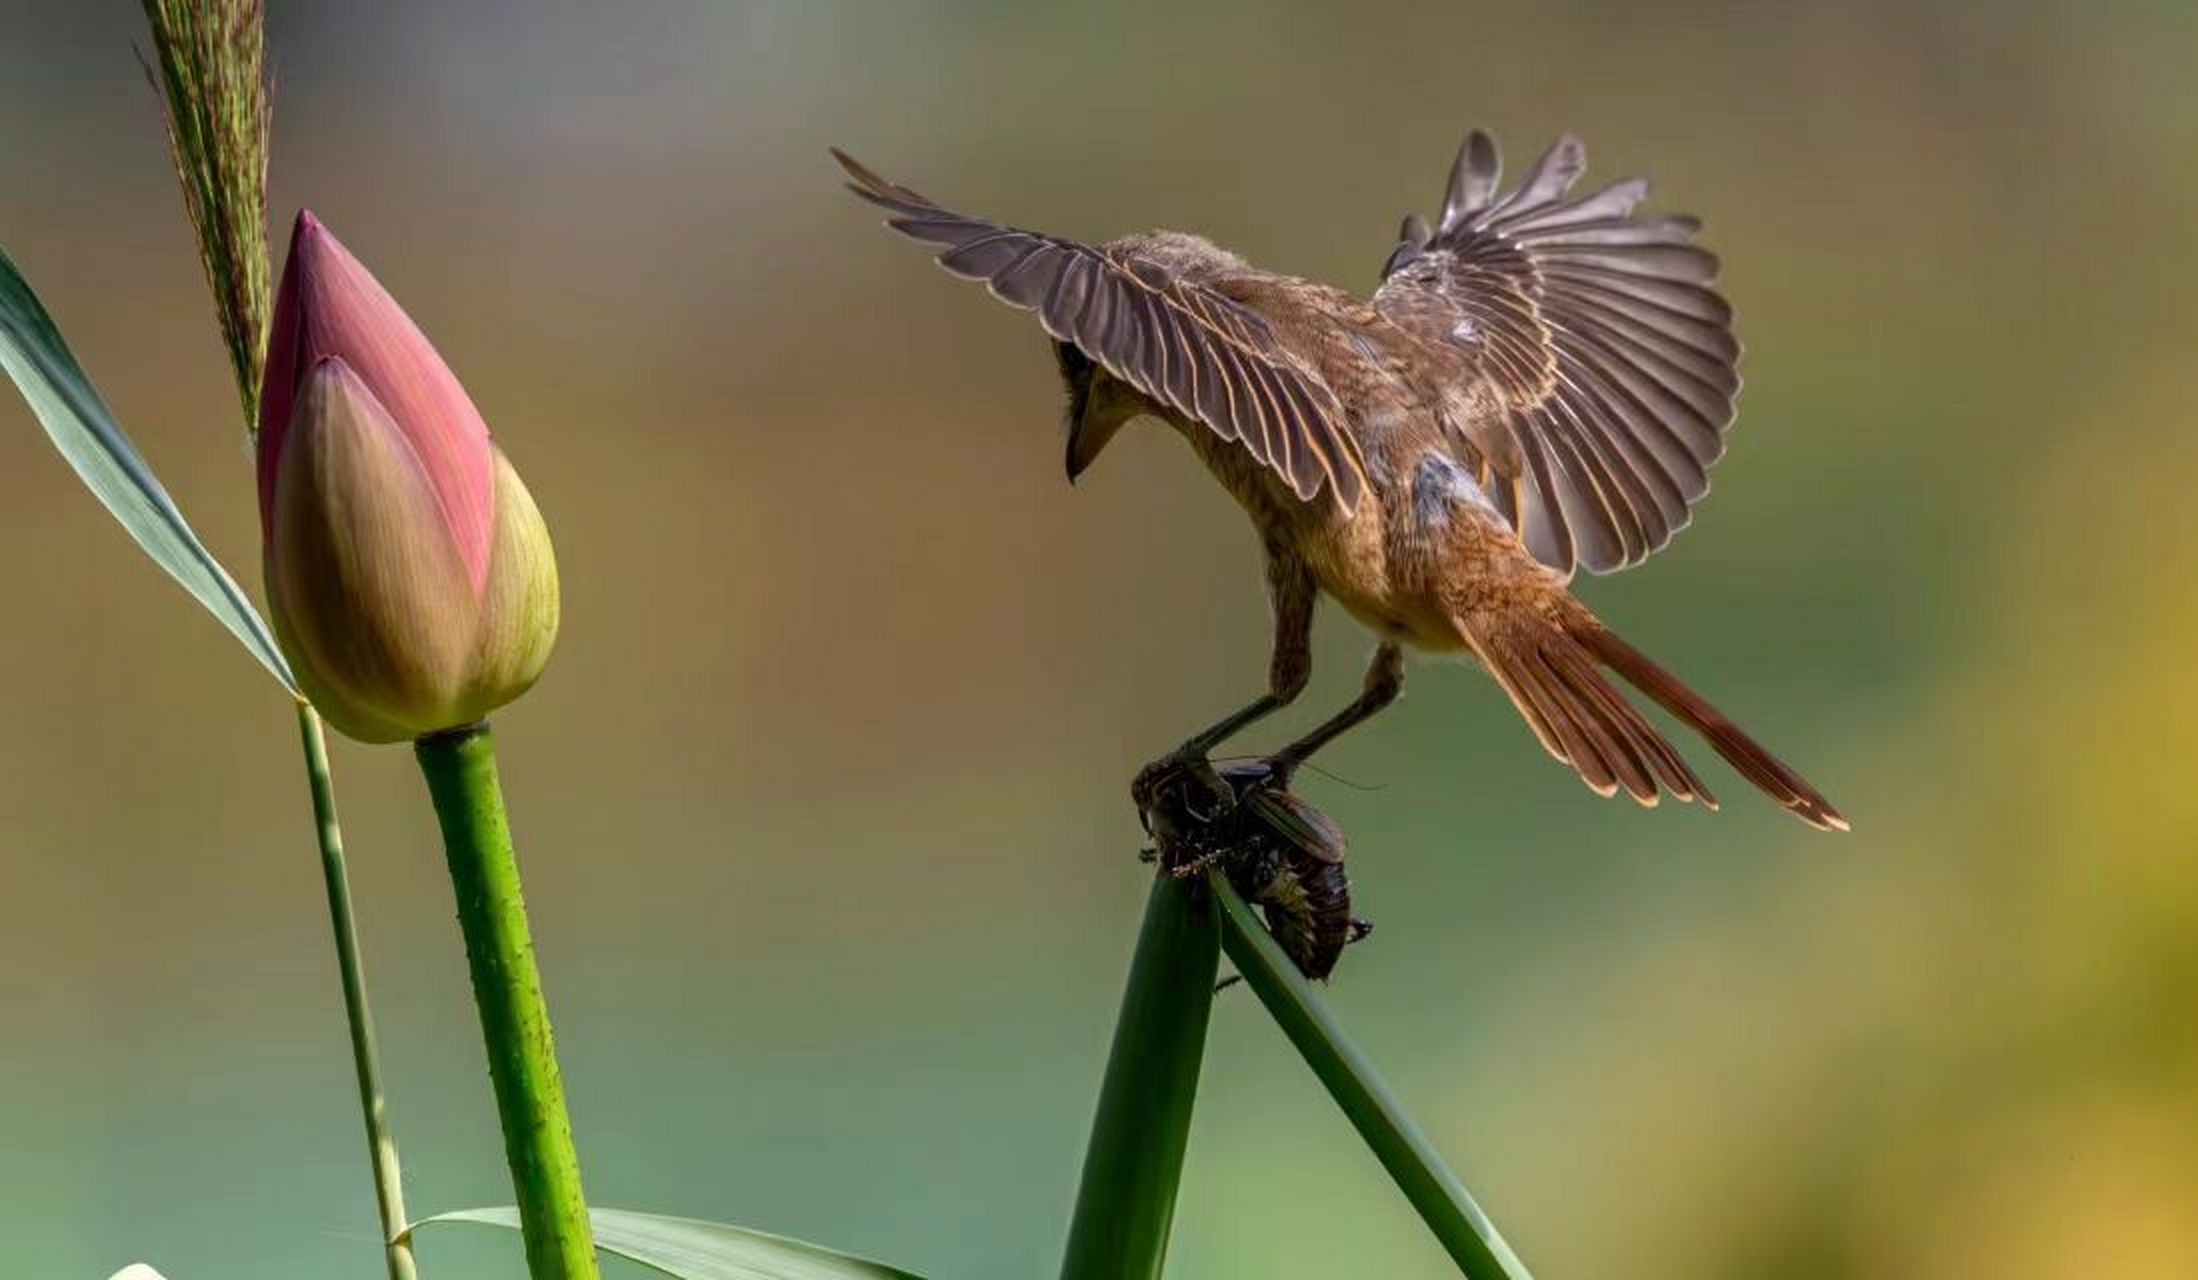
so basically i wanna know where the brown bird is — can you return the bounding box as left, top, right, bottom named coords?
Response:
left=836, top=130, right=1845, bottom=830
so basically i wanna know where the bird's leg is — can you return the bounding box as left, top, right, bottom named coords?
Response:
left=1133, top=550, right=1315, bottom=822
left=1259, top=642, right=1405, bottom=790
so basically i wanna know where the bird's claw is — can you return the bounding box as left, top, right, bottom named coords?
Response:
left=1132, top=751, right=1236, bottom=830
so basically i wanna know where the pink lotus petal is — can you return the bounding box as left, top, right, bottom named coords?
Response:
left=259, top=211, right=496, bottom=594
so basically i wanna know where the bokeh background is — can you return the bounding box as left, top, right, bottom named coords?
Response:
left=3, top=1, right=2194, bottom=1276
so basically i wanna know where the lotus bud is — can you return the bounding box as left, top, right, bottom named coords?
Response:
left=258, top=212, right=558, bottom=743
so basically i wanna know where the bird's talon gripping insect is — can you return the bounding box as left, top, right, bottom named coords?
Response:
left=1133, top=751, right=1235, bottom=829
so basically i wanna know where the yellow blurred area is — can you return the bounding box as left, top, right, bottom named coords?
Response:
left=2, top=2, right=2194, bottom=1277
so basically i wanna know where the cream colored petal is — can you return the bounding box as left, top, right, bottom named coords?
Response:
left=269, top=588, right=422, bottom=744
left=265, top=359, right=480, bottom=742
left=458, top=447, right=561, bottom=722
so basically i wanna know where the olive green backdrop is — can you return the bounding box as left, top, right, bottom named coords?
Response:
left=3, top=2, right=2192, bottom=1277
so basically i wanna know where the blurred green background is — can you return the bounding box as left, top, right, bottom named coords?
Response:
left=4, top=1, right=2194, bottom=1277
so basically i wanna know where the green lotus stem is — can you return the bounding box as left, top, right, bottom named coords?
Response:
left=295, top=702, right=419, bottom=1280
left=1210, top=874, right=1531, bottom=1280
left=415, top=722, right=597, bottom=1280
left=1059, top=872, right=1221, bottom=1280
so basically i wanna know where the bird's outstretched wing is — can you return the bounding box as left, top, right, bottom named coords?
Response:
left=835, top=149, right=1366, bottom=511
left=1375, top=131, right=1739, bottom=576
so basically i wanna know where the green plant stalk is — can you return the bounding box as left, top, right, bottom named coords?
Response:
left=296, top=702, right=420, bottom=1280
left=415, top=723, right=597, bottom=1280
left=133, top=7, right=429, bottom=1277
left=1211, top=874, right=1532, bottom=1280
left=1059, top=872, right=1221, bottom=1280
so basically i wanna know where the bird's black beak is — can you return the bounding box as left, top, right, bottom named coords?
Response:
left=1065, top=413, right=1126, bottom=484
left=1056, top=341, right=1119, bottom=483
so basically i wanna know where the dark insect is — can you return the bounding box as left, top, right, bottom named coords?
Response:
left=1134, top=758, right=1372, bottom=981
left=1216, top=763, right=1369, bottom=982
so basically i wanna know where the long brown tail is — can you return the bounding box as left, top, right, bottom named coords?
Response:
left=1460, top=605, right=1847, bottom=831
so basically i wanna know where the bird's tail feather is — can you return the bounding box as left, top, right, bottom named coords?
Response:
left=1460, top=605, right=1847, bottom=831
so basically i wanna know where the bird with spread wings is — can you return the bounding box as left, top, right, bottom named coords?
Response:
left=838, top=129, right=1844, bottom=831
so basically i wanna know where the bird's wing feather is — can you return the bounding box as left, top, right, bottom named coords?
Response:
left=835, top=149, right=1366, bottom=510
left=1373, top=131, right=1739, bottom=576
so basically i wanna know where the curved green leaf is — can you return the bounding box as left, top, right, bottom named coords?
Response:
left=412, top=1206, right=927, bottom=1280
left=0, top=242, right=294, bottom=691
left=1212, top=873, right=1534, bottom=1280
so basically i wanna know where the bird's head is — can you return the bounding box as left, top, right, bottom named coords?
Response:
left=1057, top=230, right=1244, bottom=484
left=1108, top=229, right=1248, bottom=280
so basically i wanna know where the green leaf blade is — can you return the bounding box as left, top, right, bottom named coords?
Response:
left=414, top=1206, right=927, bottom=1280
left=1212, top=872, right=1534, bottom=1280
left=0, top=243, right=294, bottom=692
left=1059, top=872, right=1222, bottom=1280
